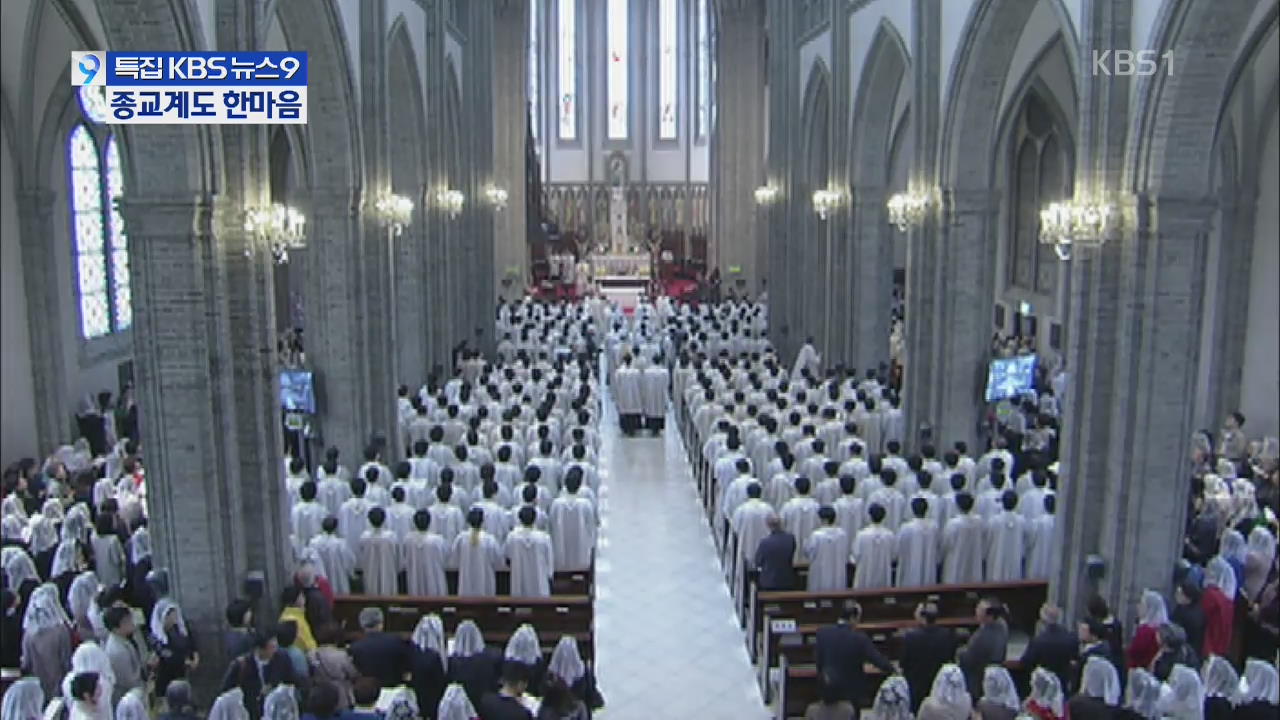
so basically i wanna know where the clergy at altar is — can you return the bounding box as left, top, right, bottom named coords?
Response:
left=504, top=506, right=554, bottom=598
left=549, top=471, right=596, bottom=571
left=804, top=506, right=850, bottom=592
left=401, top=510, right=449, bottom=596
left=896, top=497, right=941, bottom=587
left=451, top=508, right=503, bottom=596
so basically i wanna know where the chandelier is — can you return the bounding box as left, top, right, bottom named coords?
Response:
left=753, top=185, right=780, bottom=205
left=435, top=189, right=465, bottom=219
left=1039, top=200, right=1114, bottom=260
left=373, top=193, right=414, bottom=235
left=811, top=188, right=846, bottom=220
left=886, top=190, right=932, bottom=233
left=483, top=186, right=510, bottom=211
left=244, top=203, right=306, bottom=264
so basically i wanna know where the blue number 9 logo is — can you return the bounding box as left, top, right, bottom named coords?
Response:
left=79, top=54, right=100, bottom=84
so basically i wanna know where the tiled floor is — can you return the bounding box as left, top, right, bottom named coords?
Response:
left=593, top=399, right=770, bottom=720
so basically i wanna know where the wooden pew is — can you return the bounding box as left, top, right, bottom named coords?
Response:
left=438, top=568, right=592, bottom=596
left=332, top=594, right=594, bottom=663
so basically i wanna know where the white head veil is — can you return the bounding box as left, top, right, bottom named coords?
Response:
left=1240, top=658, right=1279, bottom=704
left=927, top=664, right=972, bottom=710
left=1158, top=664, right=1205, bottom=720
left=1080, top=655, right=1121, bottom=705
left=1247, top=526, right=1276, bottom=566
left=209, top=688, right=251, bottom=720
left=27, top=514, right=59, bottom=554
left=412, top=614, right=448, bottom=671
left=504, top=623, right=541, bottom=664
left=1029, top=667, right=1064, bottom=716
left=982, top=666, right=1020, bottom=711
left=262, top=685, right=298, bottom=720
left=49, top=539, right=81, bottom=578
left=437, top=684, right=478, bottom=720
left=547, top=635, right=586, bottom=686
left=150, top=598, right=188, bottom=645
left=1, top=494, right=28, bottom=520
left=128, top=527, right=152, bottom=564
left=114, top=687, right=148, bottom=720
left=1205, top=555, right=1238, bottom=598
left=1138, top=589, right=1170, bottom=627
left=1, top=677, right=45, bottom=720
left=1125, top=668, right=1162, bottom=719
left=1220, top=529, right=1248, bottom=564
left=41, top=499, right=65, bottom=522
left=61, top=641, right=115, bottom=702
left=61, top=505, right=90, bottom=543
left=870, top=675, right=913, bottom=720
left=23, top=583, right=70, bottom=633
left=383, top=686, right=419, bottom=720
left=2, top=546, right=39, bottom=588
left=1, top=514, right=25, bottom=543
left=68, top=572, right=100, bottom=623
left=1201, top=655, right=1240, bottom=703
left=450, top=619, right=485, bottom=657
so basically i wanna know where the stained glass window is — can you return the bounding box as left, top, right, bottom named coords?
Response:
left=68, top=113, right=130, bottom=338
left=105, top=137, right=132, bottom=330
left=78, top=86, right=111, bottom=124
left=658, top=0, right=678, bottom=139
left=606, top=0, right=628, bottom=140
left=529, top=0, right=539, bottom=140
left=696, top=0, right=709, bottom=139
left=557, top=0, right=577, bottom=140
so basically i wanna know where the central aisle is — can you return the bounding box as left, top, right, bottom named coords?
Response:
left=593, top=399, right=769, bottom=719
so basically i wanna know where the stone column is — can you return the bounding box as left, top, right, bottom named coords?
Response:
left=712, top=0, right=766, bottom=294
left=765, top=0, right=798, bottom=358
left=847, top=185, right=893, bottom=371
left=16, top=188, right=70, bottom=450
left=467, top=0, right=498, bottom=355
left=493, top=0, right=530, bottom=303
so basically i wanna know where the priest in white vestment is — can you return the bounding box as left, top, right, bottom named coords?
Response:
left=804, top=506, right=850, bottom=591
left=641, top=356, right=670, bottom=432
left=894, top=497, right=940, bottom=588
left=779, top=477, right=821, bottom=564
left=450, top=508, right=504, bottom=596
left=792, top=337, right=821, bottom=379
left=1024, top=494, right=1056, bottom=578
left=984, top=491, right=1027, bottom=581
left=941, top=493, right=986, bottom=583
left=428, top=485, right=466, bottom=547
left=401, top=510, right=449, bottom=596
left=614, top=356, right=644, bottom=435
left=1016, top=472, right=1051, bottom=521
left=505, top=507, right=555, bottom=597
left=290, top=481, right=327, bottom=550
left=868, top=469, right=908, bottom=532
left=309, top=518, right=356, bottom=594
left=851, top=503, right=895, bottom=589
left=339, top=478, right=373, bottom=554
left=730, top=484, right=773, bottom=596
left=360, top=507, right=399, bottom=595
left=548, top=474, right=596, bottom=571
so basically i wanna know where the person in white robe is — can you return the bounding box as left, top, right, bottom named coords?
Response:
left=428, top=484, right=466, bottom=547
left=1016, top=471, right=1052, bottom=520
left=401, top=510, right=449, bottom=596
left=641, top=356, right=670, bottom=432
left=1024, top=494, right=1056, bottom=578
left=779, top=477, right=821, bottom=564
left=984, top=490, right=1027, bottom=582
left=548, top=473, right=596, bottom=571
left=719, top=459, right=757, bottom=543
left=505, top=507, right=555, bottom=598
left=767, top=457, right=800, bottom=510
left=614, top=355, right=644, bottom=434
left=832, top=475, right=866, bottom=543
left=338, top=478, right=373, bottom=554
left=316, top=461, right=350, bottom=518
left=384, top=486, right=418, bottom=542
left=471, top=481, right=512, bottom=543
left=359, top=507, right=399, bottom=595
left=868, top=469, right=908, bottom=532
left=813, top=460, right=844, bottom=506
left=450, top=508, right=504, bottom=596
left=941, top=492, right=986, bottom=583
left=851, top=503, right=896, bottom=589
left=894, top=497, right=940, bottom=588
left=804, top=506, right=850, bottom=591
left=291, top=481, right=327, bottom=550
left=792, top=337, right=821, bottom=380
left=309, top=517, right=356, bottom=594
left=975, top=473, right=1009, bottom=521
left=730, top=484, right=774, bottom=596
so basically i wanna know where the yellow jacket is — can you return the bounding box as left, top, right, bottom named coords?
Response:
left=278, top=606, right=316, bottom=652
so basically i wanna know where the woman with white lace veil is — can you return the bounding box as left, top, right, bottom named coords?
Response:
left=1, top=677, right=45, bottom=720
left=1129, top=589, right=1170, bottom=670
left=113, top=686, right=148, bottom=720
left=26, top=505, right=61, bottom=570
left=1068, top=655, right=1120, bottom=719
left=382, top=686, right=419, bottom=720
left=977, top=666, right=1021, bottom=720
left=1158, top=664, right=1205, bottom=720
left=150, top=597, right=199, bottom=696
left=447, top=619, right=497, bottom=707
left=437, top=684, right=478, bottom=720
left=3, top=546, right=40, bottom=592
left=1024, top=667, right=1064, bottom=720
left=918, top=664, right=973, bottom=720
left=263, top=684, right=298, bottom=720
left=67, top=571, right=101, bottom=641
left=1243, top=525, right=1276, bottom=601
left=409, top=614, right=448, bottom=713
left=547, top=634, right=603, bottom=714
left=1204, top=555, right=1238, bottom=600
left=23, top=583, right=74, bottom=699
left=1237, top=658, right=1279, bottom=720
left=867, top=675, right=912, bottom=720
left=209, top=688, right=251, bottom=720
left=1, top=511, right=26, bottom=545
left=1123, top=668, right=1162, bottom=720
left=60, top=642, right=115, bottom=720
left=504, top=623, right=546, bottom=695
left=1200, top=655, right=1239, bottom=720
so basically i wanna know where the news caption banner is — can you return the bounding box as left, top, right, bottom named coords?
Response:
left=72, top=51, right=308, bottom=124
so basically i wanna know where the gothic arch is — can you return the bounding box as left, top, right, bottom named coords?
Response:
left=849, top=19, right=910, bottom=189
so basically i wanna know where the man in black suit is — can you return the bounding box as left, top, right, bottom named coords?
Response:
left=753, top=514, right=798, bottom=591
left=1019, top=604, right=1079, bottom=694
left=814, top=603, right=895, bottom=712
left=900, top=603, right=958, bottom=711
left=477, top=661, right=535, bottom=720
left=221, top=630, right=297, bottom=720
left=1076, top=617, right=1120, bottom=691
left=349, top=607, right=412, bottom=689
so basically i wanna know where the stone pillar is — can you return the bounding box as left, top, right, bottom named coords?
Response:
left=765, top=0, right=798, bottom=358
left=493, top=0, right=530, bottom=303
left=712, top=0, right=766, bottom=294
left=466, top=0, right=498, bottom=356
left=16, top=188, right=70, bottom=450
left=847, top=186, right=893, bottom=371
left=422, top=1, right=451, bottom=375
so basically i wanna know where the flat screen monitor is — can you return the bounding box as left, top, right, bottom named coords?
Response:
left=985, top=354, right=1037, bottom=402
left=280, top=370, right=316, bottom=413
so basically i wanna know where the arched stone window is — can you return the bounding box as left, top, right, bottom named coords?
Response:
left=1007, top=90, right=1071, bottom=293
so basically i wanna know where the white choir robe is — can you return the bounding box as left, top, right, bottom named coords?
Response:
left=387, top=503, right=417, bottom=541
left=1024, top=514, right=1056, bottom=579
left=284, top=473, right=307, bottom=508
left=401, top=531, right=449, bottom=595
left=291, top=500, right=327, bottom=549
left=833, top=495, right=866, bottom=541
left=767, top=472, right=798, bottom=510
left=975, top=489, right=1004, bottom=521
left=780, top=497, right=821, bottom=564
left=867, top=488, right=908, bottom=532
left=719, top=476, right=755, bottom=526
left=984, top=511, right=1027, bottom=582
left=792, top=343, right=820, bottom=379
left=339, top=498, right=372, bottom=553
left=614, top=368, right=644, bottom=423
left=805, top=526, right=851, bottom=592
left=428, top=503, right=466, bottom=547
left=405, top=479, right=432, bottom=510
left=309, top=533, right=357, bottom=595
left=504, top=527, right=555, bottom=597
left=894, top=518, right=940, bottom=588
left=941, top=514, right=987, bottom=584
left=450, top=530, right=504, bottom=596
left=409, top=457, right=440, bottom=484
left=641, top=367, right=670, bottom=423
left=318, top=478, right=350, bottom=517
left=472, top=500, right=512, bottom=543
left=360, top=528, right=399, bottom=595
left=851, top=525, right=895, bottom=589
left=1016, top=488, right=1049, bottom=520
left=730, top=499, right=774, bottom=593
left=365, top=485, right=390, bottom=509
left=549, top=494, right=597, bottom=571
left=814, top=477, right=842, bottom=506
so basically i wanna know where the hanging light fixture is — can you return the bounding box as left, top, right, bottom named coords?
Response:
left=754, top=185, right=780, bottom=205
left=885, top=189, right=932, bottom=233
left=811, top=188, right=846, bottom=220
left=483, top=185, right=510, bottom=211
left=373, top=193, right=414, bottom=235
left=435, top=188, right=465, bottom=219
left=244, top=203, right=306, bottom=264
left=1039, top=199, right=1114, bottom=260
